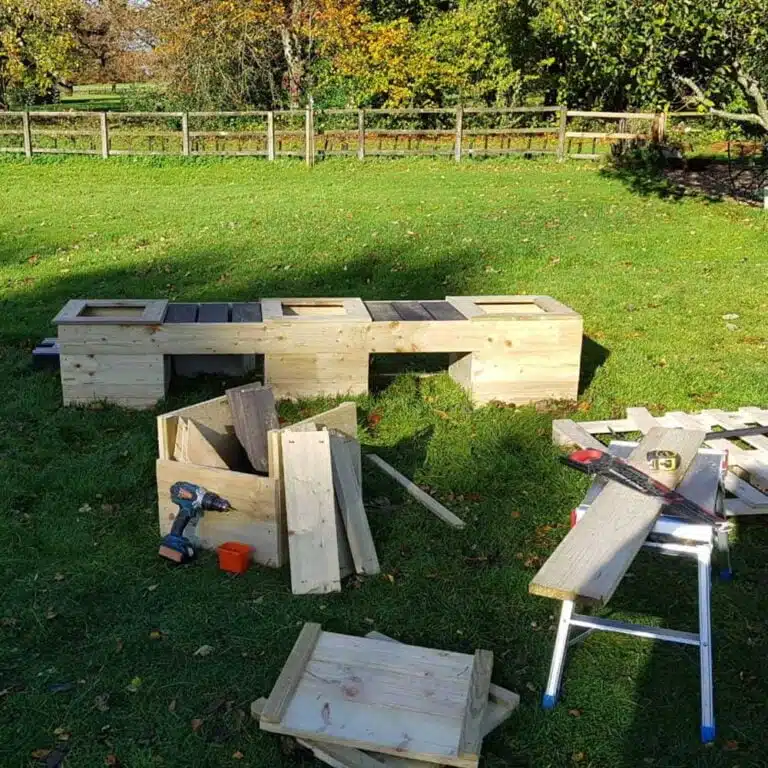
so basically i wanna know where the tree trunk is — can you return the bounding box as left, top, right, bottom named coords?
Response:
left=280, top=24, right=303, bottom=109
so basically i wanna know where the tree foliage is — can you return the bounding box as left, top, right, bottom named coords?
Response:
left=0, top=0, right=82, bottom=107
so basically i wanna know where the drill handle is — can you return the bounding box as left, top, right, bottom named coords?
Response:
left=169, top=508, right=193, bottom=538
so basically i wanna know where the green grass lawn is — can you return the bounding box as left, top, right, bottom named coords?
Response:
left=2, top=155, right=768, bottom=768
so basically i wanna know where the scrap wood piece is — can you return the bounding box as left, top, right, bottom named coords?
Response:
left=184, top=418, right=229, bottom=469
left=330, top=433, right=380, bottom=575
left=551, top=419, right=604, bottom=450
left=173, top=416, right=189, bottom=461
left=282, top=431, right=341, bottom=595
left=259, top=624, right=492, bottom=768
left=366, top=454, right=465, bottom=529
left=226, top=383, right=279, bottom=474
left=530, top=427, right=706, bottom=606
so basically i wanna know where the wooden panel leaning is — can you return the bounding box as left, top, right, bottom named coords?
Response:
left=530, top=427, right=706, bottom=606
left=156, top=397, right=359, bottom=569
left=54, top=295, right=582, bottom=408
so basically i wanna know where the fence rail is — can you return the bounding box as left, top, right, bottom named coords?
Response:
left=0, top=106, right=753, bottom=163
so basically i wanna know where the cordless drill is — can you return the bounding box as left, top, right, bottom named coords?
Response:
left=159, top=481, right=233, bottom=564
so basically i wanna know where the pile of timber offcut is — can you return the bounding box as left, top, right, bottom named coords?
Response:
left=253, top=623, right=519, bottom=768
left=282, top=424, right=380, bottom=594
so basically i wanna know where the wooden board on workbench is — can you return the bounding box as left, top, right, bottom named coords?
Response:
left=282, top=431, right=341, bottom=595
left=259, top=624, right=492, bottom=768
left=531, top=427, right=706, bottom=606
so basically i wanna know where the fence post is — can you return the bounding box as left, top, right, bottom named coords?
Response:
left=181, top=112, right=190, bottom=156
left=556, top=105, right=568, bottom=161
left=22, top=111, right=32, bottom=158
left=99, top=112, right=110, bottom=159
left=357, top=109, right=365, bottom=161
left=305, top=104, right=315, bottom=167
left=267, top=111, right=275, bottom=161
left=454, top=105, right=463, bottom=162
left=652, top=111, right=667, bottom=144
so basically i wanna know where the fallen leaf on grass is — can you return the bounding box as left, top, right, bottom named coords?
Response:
left=105, top=755, right=122, bottom=767
left=511, top=511, right=521, bottom=519
left=149, top=630, right=166, bottom=640
left=724, top=740, right=739, bottom=751
left=191, top=718, right=204, bottom=732
left=384, top=573, right=395, bottom=583
left=525, top=682, right=536, bottom=692
left=168, top=698, right=177, bottom=713
left=193, top=645, right=214, bottom=657
left=146, top=584, right=158, bottom=592
left=53, top=727, right=70, bottom=741
left=232, top=751, right=244, bottom=760
left=125, top=676, right=142, bottom=693
left=572, top=752, right=586, bottom=763
left=78, top=504, right=91, bottom=513
left=94, top=694, right=110, bottom=712
left=31, top=749, right=51, bottom=760
left=115, top=639, right=124, bottom=654
left=368, top=412, right=382, bottom=429
left=568, top=709, right=582, bottom=717
left=45, top=609, right=58, bottom=620
left=53, top=573, right=65, bottom=582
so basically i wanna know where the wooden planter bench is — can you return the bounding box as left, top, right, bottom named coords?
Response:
left=53, top=295, right=583, bottom=408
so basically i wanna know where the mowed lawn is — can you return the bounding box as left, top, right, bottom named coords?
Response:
left=1, top=155, right=768, bottom=768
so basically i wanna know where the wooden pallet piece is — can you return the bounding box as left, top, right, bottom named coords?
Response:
left=252, top=636, right=516, bottom=768
left=456, top=650, right=493, bottom=761
left=531, top=427, right=706, bottom=606
left=282, top=431, right=341, bottom=595
left=259, top=626, right=493, bottom=768
left=366, top=455, right=465, bottom=529
left=551, top=419, right=605, bottom=450
left=330, top=433, right=380, bottom=575
left=226, top=383, right=279, bottom=474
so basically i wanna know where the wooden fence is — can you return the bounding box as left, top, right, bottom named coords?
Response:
left=0, top=106, right=722, bottom=164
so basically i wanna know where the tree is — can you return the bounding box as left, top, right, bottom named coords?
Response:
left=533, top=0, right=768, bottom=125
left=0, top=0, right=82, bottom=108
left=150, top=0, right=366, bottom=109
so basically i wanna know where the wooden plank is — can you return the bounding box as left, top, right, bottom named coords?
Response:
left=226, top=383, right=279, bottom=473
left=393, top=301, right=437, bottom=321
left=551, top=419, right=605, bottom=450
left=282, top=431, right=341, bottom=595
left=421, top=301, right=466, bottom=321
left=260, top=630, right=486, bottom=768
left=197, top=303, right=230, bottom=323
left=262, top=623, right=323, bottom=724
left=165, top=303, right=199, bottom=323
left=365, top=302, right=401, bottom=322
left=330, top=432, right=380, bottom=575
left=185, top=418, right=229, bottom=469
left=366, top=455, right=465, bottom=529
left=231, top=302, right=263, bottom=323
left=365, top=632, right=519, bottom=733
left=625, top=407, right=660, bottom=434
left=530, top=427, right=706, bottom=606
left=285, top=402, right=358, bottom=439
left=457, top=650, right=492, bottom=760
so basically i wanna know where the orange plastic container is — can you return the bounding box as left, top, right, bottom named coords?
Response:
left=217, top=542, right=252, bottom=574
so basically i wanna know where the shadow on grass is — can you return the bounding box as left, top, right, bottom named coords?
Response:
left=579, top=336, right=609, bottom=395
left=601, top=149, right=767, bottom=207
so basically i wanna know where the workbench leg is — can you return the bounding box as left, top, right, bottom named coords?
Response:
left=697, top=546, right=716, bottom=743
left=542, top=600, right=574, bottom=709
left=715, top=526, right=732, bottom=581
left=264, top=352, right=369, bottom=400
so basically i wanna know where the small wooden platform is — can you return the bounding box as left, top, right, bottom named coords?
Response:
left=53, top=295, right=582, bottom=408
left=553, top=406, right=768, bottom=517
left=260, top=623, right=493, bottom=768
